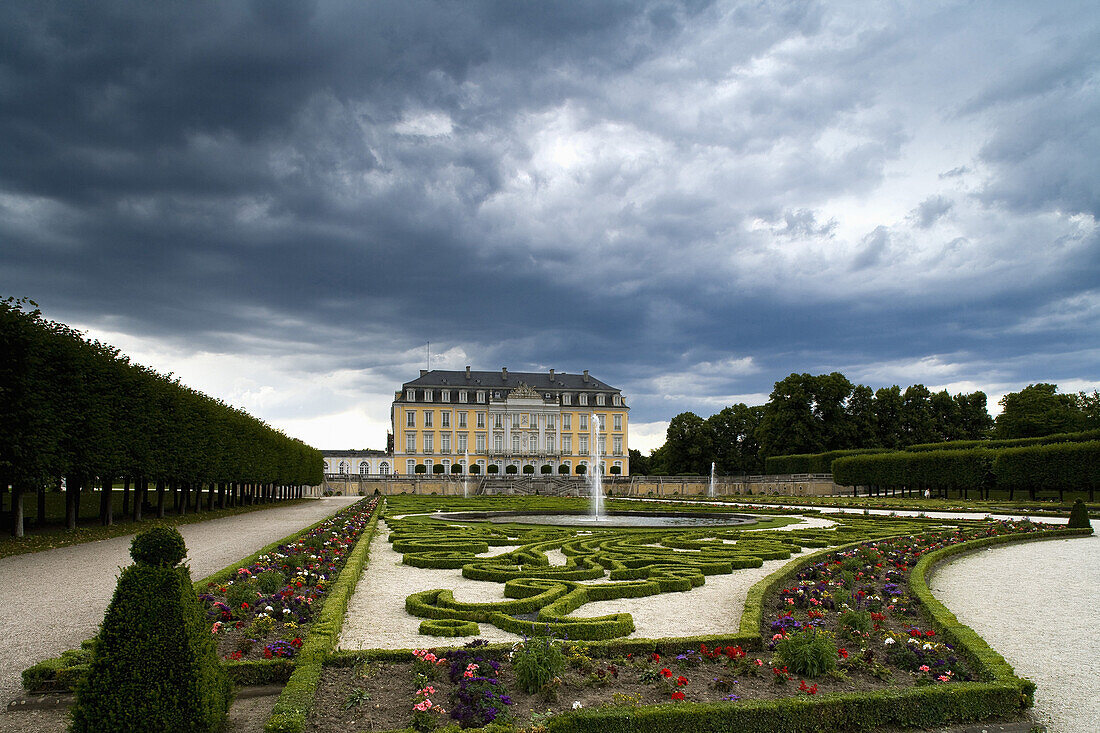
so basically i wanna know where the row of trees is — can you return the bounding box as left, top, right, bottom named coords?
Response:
left=1, top=298, right=324, bottom=536
left=642, top=373, right=996, bottom=475
left=995, top=383, right=1100, bottom=438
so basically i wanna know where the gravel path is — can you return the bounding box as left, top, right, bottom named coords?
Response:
left=928, top=534, right=1100, bottom=733
left=0, top=496, right=360, bottom=705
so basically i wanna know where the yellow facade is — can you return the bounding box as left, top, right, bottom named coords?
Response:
left=391, top=369, right=629, bottom=477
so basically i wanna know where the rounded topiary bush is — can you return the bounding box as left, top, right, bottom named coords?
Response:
left=71, top=527, right=231, bottom=733
left=129, top=524, right=187, bottom=567
left=1069, top=498, right=1092, bottom=529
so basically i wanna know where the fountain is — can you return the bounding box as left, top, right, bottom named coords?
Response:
left=709, top=462, right=716, bottom=498
left=588, top=412, right=604, bottom=520
left=463, top=449, right=470, bottom=498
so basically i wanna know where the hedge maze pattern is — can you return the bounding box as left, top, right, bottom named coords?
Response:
left=384, top=498, right=943, bottom=640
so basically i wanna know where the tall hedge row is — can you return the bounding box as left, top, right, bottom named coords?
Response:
left=832, top=450, right=991, bottom=493
left=0, top=299, right=323, bottom=520
left=834, top=441, right=1100, bottom=495
left=764, top=448, right=892, bottom=474
left=992, top=441, right=1100, bottom=494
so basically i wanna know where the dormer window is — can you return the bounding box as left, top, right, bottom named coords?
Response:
left=579, top=393, right=588, bottom=406
left=596, top=393, right=605, bottom=406
left=459, top=391, right=468, bottom=403
left=613, top=394, right=621, bottom=406
left=441, top=390, right=450, bottom=402
left=477, top=391, right=486, bottom=403
left=424, top=389, right=433, bottom=402
left=406, top=389, right=415, bottom=401
left=562, top=393, right=571, bottom=406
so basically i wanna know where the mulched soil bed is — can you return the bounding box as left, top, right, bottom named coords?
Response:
left=308, top=519, right=1057, bottom=732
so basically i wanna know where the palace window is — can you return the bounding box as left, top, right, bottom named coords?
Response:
left=379, top=461, right=390, bottom=474
left=476, top=412, right=486, bottom=428
left=530, top=434, right=538, bottom=451
left=406, top=411, right=415, bottom=427
left=424, top=411, right=433, bottom=427
left=563, top=436, right=572, bottom=454
left=580, top=414, right=588, bottom=430
left=613, top=437, right=622, bottom=455
left=476, top=434, right=486, bottom=452
left=477, top=391, right=486, bottom=403
left=579, top=436, right=589, bottom=454
left=406, top=459, right=416, bottom=473
left=405, top=432, right=416, bottom=452
left=441, top=412, right=450, bottom=428
left=494, top=414, right=503, bottom=428
left=562, top=393, right=571, bottom=405
left=424, top=433, right=434, bottom=453
left=546, top=414, right=555, bottom=429
left=441, top=390, right=450, bottom=402
left=458, top=412, right=467, bottom=428
left=338, top=460, right=349, bottom=475
left=494, top=434, right=503, bottom=451
left=599, top=436, right=606, bottom=455
left=458, top=433, right=468, bottom=452
left=614, top=414, right=622, bottom=430
left=547, top=436, right=555, bottom=453
left=613, top=394, right=621, bottom=406
left=441, top=433, right=451, bottom=453
left=563, top=413, right=571, bottom=430
left=459, top=390, right=468, bottom=403
left=359, top=461, right=369, bottom=475
left=424, top=390, right=433, bottom=402
left=579, top=393, right=588, bottom=406
left=596, top=393, right=605, bottom=406
left=512, top=435, right=520, bottom=453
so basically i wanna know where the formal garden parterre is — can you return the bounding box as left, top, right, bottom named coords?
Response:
left=19, top=493, right=1093, bottom=732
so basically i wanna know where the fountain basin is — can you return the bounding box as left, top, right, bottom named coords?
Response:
left=428, top=510, right=760, bottom=528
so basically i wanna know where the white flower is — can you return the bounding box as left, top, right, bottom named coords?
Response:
left=884, top=638, right=895, bottom=645
left=572, top=701, right=583, bottom=710
left=265, top=606, right=274, bottom=613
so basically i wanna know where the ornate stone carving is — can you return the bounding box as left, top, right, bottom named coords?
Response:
left=507, top=383, right=542, bottom=399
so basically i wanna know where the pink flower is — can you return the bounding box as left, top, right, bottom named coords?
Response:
left=919, top=665, right=930, bottom=672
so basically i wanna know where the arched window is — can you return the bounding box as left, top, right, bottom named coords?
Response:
left=379, top=461, right=390, bottom=475
left=338, top=460, right=349, bottom=475
left=359, top=461, right=369, bottom=475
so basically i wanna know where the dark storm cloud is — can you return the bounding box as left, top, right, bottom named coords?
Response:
left=1, top=0, right=1098, bottom=438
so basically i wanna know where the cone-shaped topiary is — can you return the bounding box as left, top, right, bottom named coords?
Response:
left=1068, top=498, right=1092, bottom=529
left=70, top=526, right=231, bottom=732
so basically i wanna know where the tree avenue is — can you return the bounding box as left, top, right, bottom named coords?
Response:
left=0, top=298, right=323, bottom=537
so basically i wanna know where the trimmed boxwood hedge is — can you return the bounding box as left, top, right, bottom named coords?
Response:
left=765, top=448, right=892, bottom=475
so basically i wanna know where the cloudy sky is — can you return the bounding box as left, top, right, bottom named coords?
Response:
left=2, top=1, right=1098, bottom=453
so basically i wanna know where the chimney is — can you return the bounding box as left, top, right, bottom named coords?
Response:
left=583, top=370, right=589, bottom=383
left=549, top=369, right=555, bottom=381
left=502, top=367, right=508, bottom=380
left=420, top=369, right=428, bottom=377
left=465, top=365, right=471, bottom=379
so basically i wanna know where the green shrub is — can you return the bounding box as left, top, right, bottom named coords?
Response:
left=470, top=465, right=481, bottom=474
left=523, top=464, right=535, bottom=474
left=226, top=580, right=257, bottom=611
left=773, top=629, right=837, bottom=678
left=541, top=465, right=553, bottom=474
left=129, top=524, right=187, bottom=567
left=257, top=570, right=286, bottom=595
left=558, top=465, right=570, bottom=474
left=70, top=528, right=231, bottom=733
left=838, top=610, right=872, bottom=638
left=433, top=464, right=446, bottom=474
left=576, top=465, right=587, bottom=475
left=512, top=635, right=567, bottom=694
left=506, top=465, right=518, bottom=474
left=415, top=464, right=427, bottom=474
left=488, top=464, right=499, bottom=474
left=1069, top=498, right=1092, bottom=529
left=451, top=463, right=464, bottom=474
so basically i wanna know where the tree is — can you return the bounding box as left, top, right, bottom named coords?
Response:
left=955, top=391, right=994, bottom=440
left=873, top=386, right=905, bottom=449
left=706, top=404, right=763, bottom=474
left=996, top=384, right=1086, bottom=438
left=662, top=412, right=713, bottom=474
left=900, top=384, right=935, bottom=445
left=628, top=449, right=648, bottom=475
left=845, top=385, right=879, bottom=449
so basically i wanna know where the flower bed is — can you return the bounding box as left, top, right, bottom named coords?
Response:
left=199, top=497, right=379, bottom=662
left=306, top=517, right=1086, bottom=732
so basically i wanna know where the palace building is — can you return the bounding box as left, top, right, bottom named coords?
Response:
left=391, top=367, right=630, bottom=477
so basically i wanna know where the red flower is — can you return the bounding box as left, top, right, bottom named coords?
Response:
left=650, top=653, right=661, bottom=662
left=660, top=668, right=672, bottom=678
left=290, top=637, right=303, bottom=648
left=263, top=648, right=273, bottom=659
left=676, top=676, right=688, bottom=686
left=670, top=691, right=685, bottom=701
left=241, top=602, right=249, bottom=610
left=924, top=630, right=936, bottom=637
left=838, top=648, right=849, bottom=659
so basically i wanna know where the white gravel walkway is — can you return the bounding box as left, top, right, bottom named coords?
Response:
left=0, top=496, right=360, bottom=705
left=338, top=514, right=834, bottom=650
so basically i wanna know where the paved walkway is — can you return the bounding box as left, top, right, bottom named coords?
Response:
left=0, top=496, right=360, bottom=704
